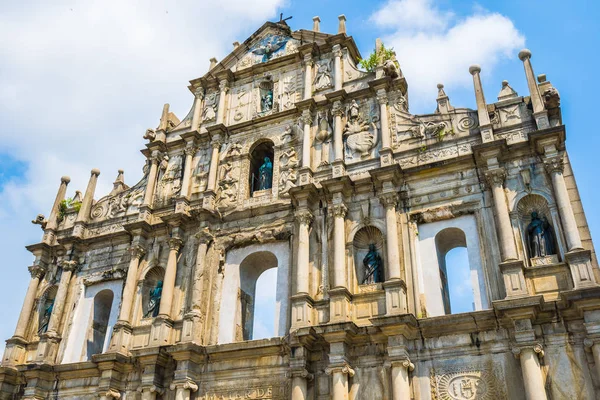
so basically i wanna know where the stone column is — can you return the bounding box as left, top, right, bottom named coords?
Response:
left=332, top=101, right=344, bottom=162
left=143, top=152, right=161, bottom=206
left=544, top=156, right=582, bottom=251
left=207, top=139, right=221, bottom=192
left=191, top=88, right=204, bottom=131
left=325, top=364, right=354, bottom=400
left=75, top=168, right=101, bottom=223
left=170, top=380, right=198, bottom=400
left=295, top=210, right=313, bottom=294
left=332, top=203, right=348, bottom=289
left=216, top=80, right=229, bottom=125
left=290, top=369, right=312, bottom=400
left=45, top=176, right=71, bottom=233
left=469, top=65, right=494, bottom=143
left=390, top=359, right=413, bottom=400
left=118, top=246, right=145, bottom=324
left=380, top=193, right=401, bottom=280
left=514, top=344, right=547, bottom=400
left=301, top=110, right=312, bottom=169
left=182, top=231, right=211, bottom=343
left=180, top=145, right=196, bottom=199
left=158, top=237, right=183, bottom=318
left=13, top=265, right=45, bottom=339
left=45, top=260, right=77, bottom=335
left=377, top=91, right=390, bottom=150
left=303, top=55, right=313, bottom=100
left=518, top=49, right=549, bottom=130
left=485, top=168, right=518, bottom=261
left=333, top=45, right=343, bottom=91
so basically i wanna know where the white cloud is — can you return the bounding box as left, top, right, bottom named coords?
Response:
left=370, top=0, right=525, bottom=112
left=0, top=0, right=284, bottom=353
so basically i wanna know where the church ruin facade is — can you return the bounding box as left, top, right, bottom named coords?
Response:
left=1, top=15, right=600, bottom=400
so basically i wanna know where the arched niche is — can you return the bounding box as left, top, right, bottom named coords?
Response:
left=217, top=242, right=290, bottom=344
left=416, top=214, right=488, bottom=317
left=248, top=139, right=274, bottom=197
left=36, top=285, right=58, bottom=336
left=516, top=194, right=562, bottom=265
left=140, top=266, right=165, bottom=320
left=352, top=226, right=385, bottom=286
left=86, top=289, right=114, bottom=360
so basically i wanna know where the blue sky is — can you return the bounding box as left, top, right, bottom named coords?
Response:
left=1, top=0, right=599, bottom=351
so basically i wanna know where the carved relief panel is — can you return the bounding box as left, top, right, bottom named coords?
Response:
left=430, top=366, right=507, bottom=400
left=153, top=154, right=183, bottom=207
left=343, top=98, right=380, bottom=162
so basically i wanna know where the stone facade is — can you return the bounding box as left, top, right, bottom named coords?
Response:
left=1, top=15, right=599, bottom=400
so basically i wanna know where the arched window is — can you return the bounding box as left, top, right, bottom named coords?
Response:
left=249, top=140, right=274, bottom=196
left=237, top=251, right=278, bottom=341
left=141, top=267, right=165, bottom=319
left=86, top=289, right=114, bottom=360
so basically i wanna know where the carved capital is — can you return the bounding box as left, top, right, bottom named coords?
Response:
left=332, top=44, right=343, bottom=58
left=301, top=110, right=313, bottom=125
left=379, top=192, right=399, bottom=208
left=303, top=54, right=314, bottom=65
left=129, top=245, right=146, bottom=260
left=218, top=80, right=230, bottom=93
left=195, top=227, right=214, bottom=244
left=331, top=203, right=348, bottom=219
left=544, top=155, right=564, bottom=174
left=150, top=151, right=163, bottom=164
left=377, top=92, right=388, bottom=105
left=332, top=101, right=344, bottom=117
left=184, top=145, right=197, bottom=157
left=194, top=87, right=205, bottom=100
left=512, top=343, right=544, bottom=359
left=100, top=389, right=121, bottom=399
left=167, top=237, right=183, bottom=252
left=137, top=385, right=164, bottom=395
left=60, top=259, right=79, bottom=272
left=287, top=368, right=314, bottom=381
left=325, top=363, right=355, bottom=377
left=28, top=265, right=46, bottom=279
left=169, top=379, right=198, bottom=393
left=211, top=139, right=222, bottom=149
left=484, top=168, right=506, bottom=188
left=295, top=210, right=314, bottom=226
left=387, top=358, right=415, bottom=372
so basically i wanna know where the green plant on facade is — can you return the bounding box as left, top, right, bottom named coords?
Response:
left=435, top=127, right=455, bottom=143
left=359, top=43, right=396, bottom=72
left=58, top=198, right=82, bottom=222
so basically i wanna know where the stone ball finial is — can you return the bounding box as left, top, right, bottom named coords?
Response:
left=437, top=83, right=444, bottom=89
left=91, top=168, right=101, bottom=176
left=61, top=176, right=71, bottom=184
left=502, top=80, right=509, bottom=87
left=469, top=65, right=481, bottom=75
left=518, top=49, right=532, bottom=61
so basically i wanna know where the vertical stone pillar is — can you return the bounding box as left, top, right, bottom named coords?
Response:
left=513, top=345, right=547, bottom=400
left=143, top=152, right=161, bottom=206
left=216, top=80, right=229, bottom=125
left=301, top=110, right=312, bottom=169
left=118, top=246, right=146, bottom=324
left=158, top=238, right=183, bottom=318
left=295, top=210, right=313, bottom=295
left=44, top=176, right=71, bottom=233
left=332, top=204, right=347, bottom=289
left=484, top=168, right=518, bottom=261
left=303, top=55, right=313, bottom=100
left=180, top=145, right=196, bottom=199
left=469, top=65, right=494, bottom=143
left=325, top=364, right=354, bottom=400
left=45, top=260, right=77, bottom=335
left=333, top=44, right=343, bottom=91
left=380, top=193, right=401, bottom=280
left=312, top=16, right=320, bottom=32
left=584, top=339, right=600, bottom=384
left=291, top=376, right=308, bottom=400
left=13, top=265, right=45, bottom=339
left=332, top=101, right=344, bottom=162
left=544, top=156, right=582, bottom=251
left=182, top=230, right=211, bottom=343
left=390, top=359, right=413, bottom=400
left=377, top=91, right=390, bottom=150
left=338, top=14, right=346, bottom=35
left=75, top=169, right=101, bottom=224
left=518, top=49, right=549, bottom=130
left=191, top=88, right=204, bottom=131
left=206, top=139, right=222, bottom=192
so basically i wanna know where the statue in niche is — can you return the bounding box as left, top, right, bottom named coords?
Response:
left=145, top=280, right=163, bottom=318
left=344, top=100, right=378, bottom=159
left=38, top=300, right=54, bottom=335
left=202, top=93, right=218, bottom=122
left=362, top=244, right=383, bottom=284
left=316, top=111, right=332, bottom=165
left=527, top=212, right=555, bottom=258
left=261, top=90, right=273, bottom=112
left=314, top=60, right=333, bottom=90
left=258, top=157, right=273, bottom=190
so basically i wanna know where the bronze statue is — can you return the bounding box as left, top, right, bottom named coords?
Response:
left=362, top=244, right=383, bottom=284
left=527, top=212, right=555, bottom=258
left=38, top=300, right=53, bottom=335
left=145, top=280, right=163, bottom=318
left=257, top=157, right=273, bottom=190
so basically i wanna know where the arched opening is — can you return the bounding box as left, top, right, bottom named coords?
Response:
left=86, top=289, right=114, bottom=359
left=37, top=286, right=57, bottom=336
left=352, top=226, right=385, bottom=286
left=141, top=267, right=165, bottom=319
left=252, top=268, right=278, bottom=340
left=249, top=140, right=274, bottom=197
left=237, top=251, right=278, bottom=341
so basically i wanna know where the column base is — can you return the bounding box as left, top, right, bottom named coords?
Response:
left=34, top=331, right=61, bottom=364
left=379, top=147, right=394, bottom=167
left=331, top=160, right=346, bottom=178
left=566, top=249, right=596, bottom=288
left=149, top=316, right=173, bottom=347
left=290, top=294, right=314, bottom=330
left=328, top=288, right=352, bottom=323
left=383, top=279, right=408, bottom=316
left=107, top=321, right=133, bottom=355
left=500, top=260, right=528, bottom=298
left=180, top=311, right=203, bottom=344
left=2, top=337, right=28, bottom=367
left=0, top=367, right=19, bottom=399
